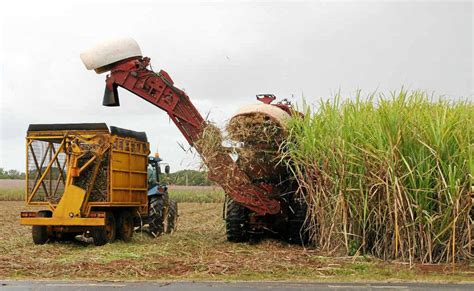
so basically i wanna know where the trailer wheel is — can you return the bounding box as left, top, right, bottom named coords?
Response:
left=287, top=197, right=310, bottom=245
left=165, top=200, right=178, bottom=234
left=32, top=210, right=52, bottom=245
left=117, top=211, right=134, bottom=242
left=148, top=195, right=167, bottom=236
left=225, top=198, right=249, bottom=242
left=91, top=212, right=116, bottom=246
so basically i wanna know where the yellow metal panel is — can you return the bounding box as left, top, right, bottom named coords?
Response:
left=28, top=202, right=51, bottom=206
left=111, top=151, right=129, bottom=170
left=111, top=190, right=129, bottom=202
left=113, top=172, right=130, bottom=188
left=131, top=155, right=146, bottom=171
left=53, top=185, right=86, bottom=219
left=109, top=138, right=147, bottom=206
left=132, top=191, right=148, bottom=205
left=131, top=173, right=147, bottom=188
left=88, top=202, right=143, bottom=206
left=113, top=149, right=148, bottom=156
left=20, top=217, right=105, bottom=226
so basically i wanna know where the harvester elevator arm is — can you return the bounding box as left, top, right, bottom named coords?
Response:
left=101, top=57, right=280, bottom=215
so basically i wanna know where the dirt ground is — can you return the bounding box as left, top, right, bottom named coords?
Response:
left=0, top=201, right=472, bottom=281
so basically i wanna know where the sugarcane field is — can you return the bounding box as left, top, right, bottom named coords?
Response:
left=0, top=1, right=473, bottom=289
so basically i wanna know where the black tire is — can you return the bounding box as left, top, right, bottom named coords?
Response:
left=91, top=212, right=116, bottom=246
left=117, top=211, right=134, bottom=242
left=32, top=210, right=52, bottom=245
left=165, top=200, right=178, bottom=234
left=225, top=198, right=249, bottom=242
left=148, top=195, right=167, bottom=236
left=287, top=197, right=310, bottom=245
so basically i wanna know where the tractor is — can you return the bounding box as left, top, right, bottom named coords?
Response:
left=143, top=155, right=178, bottom=237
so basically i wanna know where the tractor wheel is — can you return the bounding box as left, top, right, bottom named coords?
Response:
left=287, top=197, right=310, bottom=245
left=32, top=210, right=52, bottom=245
left=91, top=212, right=116, bottom=246
left=117, top=211, right=134, bottom=242
left=148, top=195, right=167, bottom=237
left=225, top=198, right=249, bottom=242
left=165, top=200, right=178, bottom=234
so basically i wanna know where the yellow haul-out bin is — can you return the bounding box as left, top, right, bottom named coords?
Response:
left=20, top=123, right=151, bottom=245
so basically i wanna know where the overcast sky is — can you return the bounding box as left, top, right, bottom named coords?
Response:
left=0, top=0, right=472, bottom=172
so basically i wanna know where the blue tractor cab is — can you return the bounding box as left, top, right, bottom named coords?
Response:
left=139, top=155, right=177, bottom=236
left=147, top=156, right=170, bottom=196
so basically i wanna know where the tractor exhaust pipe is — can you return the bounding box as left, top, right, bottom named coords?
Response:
left=80, top=37, right=142, bottom=106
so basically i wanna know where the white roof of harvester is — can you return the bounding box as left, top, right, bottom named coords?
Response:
left=80, top=37, right=142, bottom=74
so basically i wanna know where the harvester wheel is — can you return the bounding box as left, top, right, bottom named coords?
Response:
left=91, top=212, right=116, bottom=246
left=225, top=199, right=249, bottom=242
left=287, top=197, right=310, bottom=245
left=165, top=200, right=178, bottom=234
left=148, top=195, right=167, bottom=236
left=117, top=211, right=134, bottom=242
left=32, top=210, right=52, bottom=245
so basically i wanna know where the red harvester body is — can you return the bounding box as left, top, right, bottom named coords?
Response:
left=81, top=38, right=307, bottom=243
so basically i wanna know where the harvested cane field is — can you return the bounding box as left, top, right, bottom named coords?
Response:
left=0, top=201, right=473, bottom=281
left=283, top=91, right=473, bottom=264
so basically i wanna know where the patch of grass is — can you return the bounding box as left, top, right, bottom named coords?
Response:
left=0, top=188, right=23, bottom=201
left=56, top=241, right=148, bottom=264
left=169, top=188, right=224, bottom=203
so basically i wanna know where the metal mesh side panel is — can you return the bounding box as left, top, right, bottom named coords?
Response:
left=27, top=140, right=67, bottom=203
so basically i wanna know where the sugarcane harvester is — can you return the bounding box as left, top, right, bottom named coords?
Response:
left=80, top=38, right=308, bottom=243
